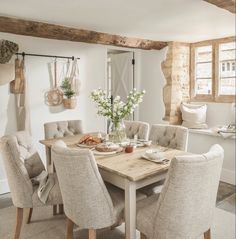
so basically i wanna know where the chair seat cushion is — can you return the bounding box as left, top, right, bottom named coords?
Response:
left=32, top=173, right=63, bottom=207
left=139, top=180, right=165, bottom=196
left=106, top=183, right=147, bottom=224
left=137, top=194, right=160, bottom=238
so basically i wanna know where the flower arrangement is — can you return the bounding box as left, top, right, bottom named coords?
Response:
left=91, top=88, right=145, bottom=141
left=91, top=88, right=145, bottom=124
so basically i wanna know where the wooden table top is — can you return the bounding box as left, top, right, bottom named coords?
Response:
left=40, top=133, right=188, bottom=182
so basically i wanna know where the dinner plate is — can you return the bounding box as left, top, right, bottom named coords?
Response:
left=141, top=154, right=169, bottom=164
left=76, top=143, right=97, bottom=149
left=92, top=150, right=118, bottom=155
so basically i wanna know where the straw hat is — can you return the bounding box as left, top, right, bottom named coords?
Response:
left=0, top=40, right=19, bottom=64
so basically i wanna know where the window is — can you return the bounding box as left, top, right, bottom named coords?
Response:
left=194, top=45, right=212, bottom=95
left=191, top=37, right=236, bottom=102
left=219, top=42, right=236, bottom=96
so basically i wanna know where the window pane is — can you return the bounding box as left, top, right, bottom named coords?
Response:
left=196, top=45, right=212, bottom=62
left=196, top=79, right=212, bottom=95
left=195, top=45, right=212, bottom=95
left=219, top=42, right=236, bottom=95
left=196, top=62, right=212, bottom=78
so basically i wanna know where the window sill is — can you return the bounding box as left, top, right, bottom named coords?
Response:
left=189, top=128, right=236, bottom=140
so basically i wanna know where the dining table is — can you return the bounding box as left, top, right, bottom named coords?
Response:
left=39, top=133, right=188, bottom=239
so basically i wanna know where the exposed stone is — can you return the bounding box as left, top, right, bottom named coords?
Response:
left=161, top=42, right=190, bottom=125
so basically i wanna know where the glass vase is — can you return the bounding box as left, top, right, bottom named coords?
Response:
left=109, top=120, right=126, bottom=143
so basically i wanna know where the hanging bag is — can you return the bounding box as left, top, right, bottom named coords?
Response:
left=68, top=58, right=81, bottom=96
left=45, top=60, right=63, bottom=106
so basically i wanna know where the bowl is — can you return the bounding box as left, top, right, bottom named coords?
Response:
left=145, top=149, right=165, bottom=160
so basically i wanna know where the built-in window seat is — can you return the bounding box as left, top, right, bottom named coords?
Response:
left=188, top=125, right=235, bottom=186
left=189, top=127, right=236, bottom=140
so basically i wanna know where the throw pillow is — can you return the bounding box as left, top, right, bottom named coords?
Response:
left=180, top=103, right=208, bottom=129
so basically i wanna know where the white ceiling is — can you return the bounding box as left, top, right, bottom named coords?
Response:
left=0, top=0, right=235, bottom=42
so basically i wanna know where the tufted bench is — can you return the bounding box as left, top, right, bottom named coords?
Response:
left=124, top=120, right=149, bottom=140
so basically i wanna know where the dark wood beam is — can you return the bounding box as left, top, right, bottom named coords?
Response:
left=0, top=16, right=167, bottom=50
left=204, top=0, right=236, bottom=13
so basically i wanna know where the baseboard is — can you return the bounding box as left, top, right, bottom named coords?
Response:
left=0, top=179, right=10, bottom=194
left=221, top=169, right=236, bottom=185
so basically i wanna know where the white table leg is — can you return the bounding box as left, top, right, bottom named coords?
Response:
left=125, top=179, right=136, bottom=239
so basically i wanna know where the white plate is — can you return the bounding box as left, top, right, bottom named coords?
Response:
left=77, top=143, right=97, bottom=149
left=141, top=154, right=169, bottom=164
left=93, top=150, right=118, bottom=155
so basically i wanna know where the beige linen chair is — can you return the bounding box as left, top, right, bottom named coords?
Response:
left=44, top=120, right=83, bottom=171
left=137, top=144, right=224, bottom=239
left=44, top=120, right=83, bottom=214
left=140, top=124, right=189, bottom=196
left=0, top=131, right=62, bottom=239
left=149, top=124, right=188, bottom=151
left=51, top=142, right=125, bottom=239
left=124, top=120, right=149, bottom=140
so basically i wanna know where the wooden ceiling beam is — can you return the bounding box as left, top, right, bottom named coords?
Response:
left=0, top=16, right=168, bottom=50
left=204, top=0, right=236, bottom=13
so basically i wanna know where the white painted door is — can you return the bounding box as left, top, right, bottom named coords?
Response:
left=110, top=52, right=134, bottom=103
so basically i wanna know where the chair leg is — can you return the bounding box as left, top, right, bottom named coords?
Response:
left=53, top=205, right=57, bottom=215
left=59, top=204, right=64, bottom=214
left=89, top=229, right=96, bottom=239
left=66, top=218, right=74, bottom=239
left=140, top=232, right=148, bottom=239
left=26, top=208, right=33, bottom=224
left=204, top=229, right=211, bottom=239
left=14, top=207, right=23, bottom=239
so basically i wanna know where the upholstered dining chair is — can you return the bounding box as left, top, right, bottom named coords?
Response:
left=149, top=124, right=188, bottom=151
left=124, top=120, right=149, bottom=140
left=0, top=131, right=63, bottom=239
left=140, top=124, right=189, bottom=196
left=137, top=144, right=224, bottom=239
left=51, top=141, right=125, bottom=239
left=44, top=120, right=83, bottom=215
left=44, top=120, right=83, bottom=171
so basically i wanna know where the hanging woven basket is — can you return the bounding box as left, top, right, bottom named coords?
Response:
left=63, top=98, right=77, bottom=109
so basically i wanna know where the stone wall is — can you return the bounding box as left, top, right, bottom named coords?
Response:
left=161, top=42, right=190, bottom=124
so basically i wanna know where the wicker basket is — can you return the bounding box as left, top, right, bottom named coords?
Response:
left=63, top=98, right=77, bottom=109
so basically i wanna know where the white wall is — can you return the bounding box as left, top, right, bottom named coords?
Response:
left=138, top=48, right=236, bottom=185
left=138, top=48, right=167, bottom=125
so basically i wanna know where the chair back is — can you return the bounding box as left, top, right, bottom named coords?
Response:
left=149, top=124, right=188, bottom=151
left=152, top=144, right=224, bottom=239
left=44, top=120, right=83, bottom=139
left=124, top=120, right=149, bottom=140
left=51, top=142, right=115, bottom=229
left=0, top=131, right=44, bottom=208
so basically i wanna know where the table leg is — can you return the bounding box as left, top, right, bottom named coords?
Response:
left=125, top=179, right=136, bottom=239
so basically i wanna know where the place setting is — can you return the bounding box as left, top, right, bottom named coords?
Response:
left=141, top=149, right=170, bottom=164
